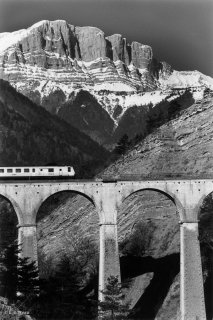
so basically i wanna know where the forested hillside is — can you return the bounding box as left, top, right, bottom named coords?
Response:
left=0, top=80, right=109, bottom=175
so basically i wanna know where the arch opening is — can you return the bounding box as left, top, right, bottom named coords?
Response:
left=36, top=190, right=100, bottom=319
left=0, top=195, right=18, bottom=250
left=0, top=194, right=19, bottom=299
left=123, top=187, right=176, bottom=206
left=198, top=192, right=213, bottom=320
left=117, top=189, right=180, bottom=320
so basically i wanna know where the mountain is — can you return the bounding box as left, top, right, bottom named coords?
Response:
left=0, top=79, right=109, bottom=174
left=0, top=19, right=170, bottom=94
left=36, top=90, right=213, bottom=319
left=1, top=19, right=213, bottom=319
left=1, top=20, right=213, bottom=145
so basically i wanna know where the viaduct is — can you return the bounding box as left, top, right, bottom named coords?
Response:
left=0, top=178, right=212, bottom=320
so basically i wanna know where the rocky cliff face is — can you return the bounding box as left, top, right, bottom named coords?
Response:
left=0, top=20, right=164, bottom=90
left=1, top=20, right=213, bottom=116
left=102, top=92, right=213, bottom=177
left=1, top=20, right=213, bottom=146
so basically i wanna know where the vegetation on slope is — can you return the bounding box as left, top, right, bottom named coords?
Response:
left=58, top=90, right=115, bottom=144
left=0, top=79, right=109, bottom=176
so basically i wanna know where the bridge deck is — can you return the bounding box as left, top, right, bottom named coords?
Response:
left=0, top=176, right=213, bottom=184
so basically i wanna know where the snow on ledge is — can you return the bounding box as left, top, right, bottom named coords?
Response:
left=93, top=82, right=136, bottom=92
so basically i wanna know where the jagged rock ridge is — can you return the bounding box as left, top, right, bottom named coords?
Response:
left=0, top=20, right=164, bottom=88
left=1, top=20, right=213, bottom=115
left=1, top=20, right=213, bottom=147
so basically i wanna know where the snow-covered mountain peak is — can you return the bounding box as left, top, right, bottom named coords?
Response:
left=0, top=19, right=213, bottom=130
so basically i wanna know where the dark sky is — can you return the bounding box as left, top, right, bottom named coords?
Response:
left=0, top=0, right=213, bottom=77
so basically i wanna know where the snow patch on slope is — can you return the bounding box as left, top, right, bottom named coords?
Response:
left=93, top=90, right=169, bottom=123
left=160, top=70, right=213, bottom=90
left=93, top=82, right=136, bottom=92
left=0, top=30, right=28, bottom=53
left=0, top=20, right=50, bottom=53
left=192, top=90, right=204, bottom=101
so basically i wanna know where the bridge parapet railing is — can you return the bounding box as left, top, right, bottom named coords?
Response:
left=100, top=173, right=213, bottom=181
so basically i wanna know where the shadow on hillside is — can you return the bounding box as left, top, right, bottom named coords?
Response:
left=80, top=251, right=212, bottom=320
left=120, top=253, right=180, bottom=320
left=81, top=253, right=180, bottom=319
left=204, top=271, right=213, bottom=320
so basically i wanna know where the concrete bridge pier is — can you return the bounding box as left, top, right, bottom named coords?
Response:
left=94, top=186, right=121, bottom=301
left=180, top=220, right=206, bottom=320
left=99, top=223, right=120, bottom=300
left=18, top=224, right=38, bottom=264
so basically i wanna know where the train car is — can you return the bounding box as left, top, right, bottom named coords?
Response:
left=0, top=166, right=75, bottom=179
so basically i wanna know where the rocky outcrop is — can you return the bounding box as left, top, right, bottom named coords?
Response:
left=102, top=92, right=213, bottom=177
left=131, top=41, right=153, bottom=69
left=1, top=20, right=213, bottom=96
left=0, top=19, right=171, bottom=107
left=75, top=26, right=107, bottom=62
left=106, top=34, right=130, bottom=64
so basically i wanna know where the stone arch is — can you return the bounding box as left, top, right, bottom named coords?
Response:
left=0, top=194, right=20, bottom=252
left=117, top=187, right=180, bottom=318
left=122, top=187, right=175, bottom=203
left=33, top=189, right=96, bottom=223
left=194, top=191, right=213, bottom=220
left=0, top=193, right=23, bottom=225
left=35, top=189, right=99, bottom=279
left=118, top=187, right=180, bottom=247
left=121, top=187, right=184, bottom=220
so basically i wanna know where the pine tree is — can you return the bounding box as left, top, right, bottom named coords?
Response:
left=0, top=241, right=19, bottom=302
left=17, top=256, right=39, bottom=311
left=99, top=276, right=130, bottom=320
left=54, top=255, right=80, bottom=318
left=55, top=255, right=97, bottom=319
left=0, top=241, right=39, bottom=312
left=37, top=254, right=96, bottom=320
left=114, top=134, right=129, bottom=155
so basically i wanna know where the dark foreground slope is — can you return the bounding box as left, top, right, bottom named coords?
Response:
left=37, top=91, right=213, bottom=319
left=0, top=79, right=109, bottom=174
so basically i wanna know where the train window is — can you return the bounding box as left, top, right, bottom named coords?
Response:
left=48, top=169, right=54, bottom=172
left=32, top=169, right=35, bottom=173
left=16, top=169, right=21, bottom=173
left=24, top=169, right=29, bottom=173
left=7, top=169, right=13, bottom=173
left=68, top=167, right=71, bottom=172
left=40, top=169, right=43, bottom=171
left=0, top=169, right=4, bottom=173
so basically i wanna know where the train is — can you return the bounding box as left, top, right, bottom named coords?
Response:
left=0, top=166, right=75, bottom=179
